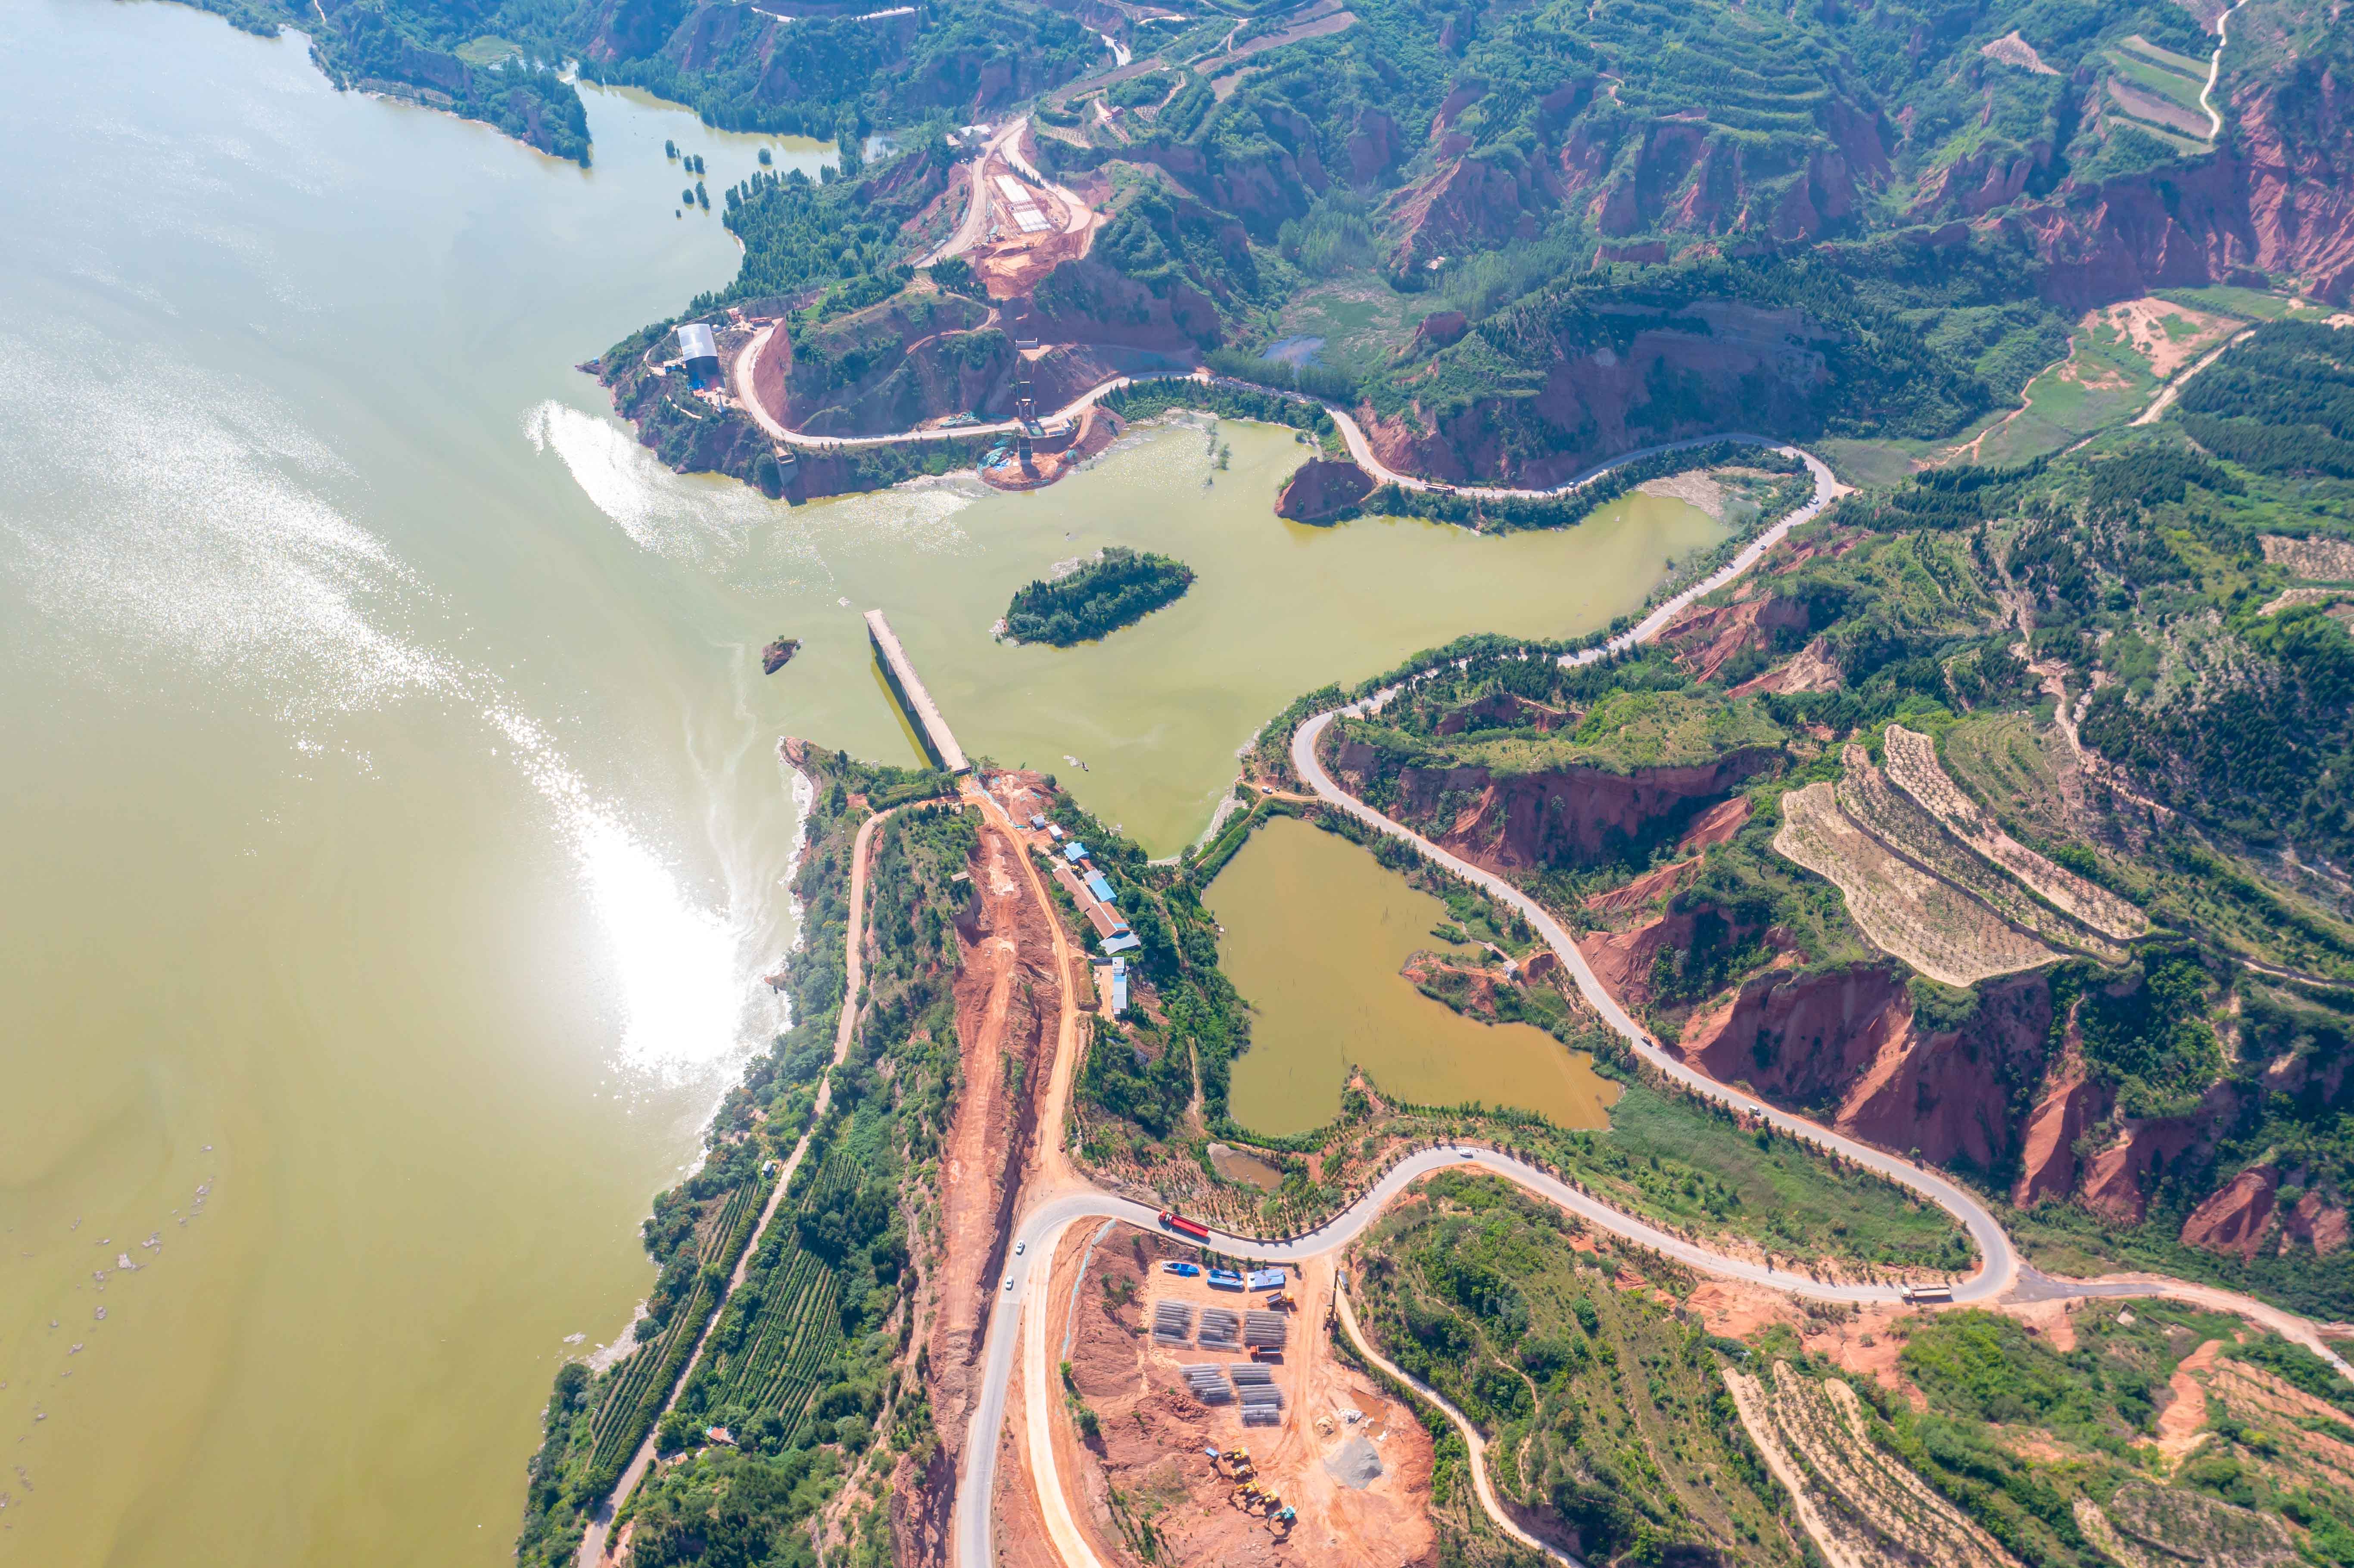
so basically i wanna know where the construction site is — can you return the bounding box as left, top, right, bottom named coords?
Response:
left=997, top=1220, right=1441, bottom=1568
left=922, top=121, right=1104, bottom=298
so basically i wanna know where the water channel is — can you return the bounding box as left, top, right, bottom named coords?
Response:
left=0, top=4, right=1715, bottom=1560
left=1208, top=817, right=1622, bottom=1136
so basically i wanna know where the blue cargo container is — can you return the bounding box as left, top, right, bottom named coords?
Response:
left=1207, top=1268, right=1245, bottom=1290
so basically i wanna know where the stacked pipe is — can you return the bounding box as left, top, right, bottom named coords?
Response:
left=1243, top=1311, right=1287, bottom=1348
left=1180, top=1365, right=1234, bottom=1404
left=1230, top=1365, right=1274, bottom=1387
left=1199, top=1307, right=1242, bottom=1350
left=1152, top=1301, right=1193, bottom=1346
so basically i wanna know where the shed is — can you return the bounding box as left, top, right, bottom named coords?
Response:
left=676, top=321, right=722, bottom=388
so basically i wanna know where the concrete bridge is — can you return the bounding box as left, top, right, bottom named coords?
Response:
left=865, top=609, right=970, bottom=775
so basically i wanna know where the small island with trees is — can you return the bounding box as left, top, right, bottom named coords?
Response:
left=1001, top=547, right=1195, bottom=646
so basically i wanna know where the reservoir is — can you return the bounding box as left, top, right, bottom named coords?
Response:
left=0, top=3, right=1706, bottom=1562
left=1208, top=817, right=1621, bottom=1136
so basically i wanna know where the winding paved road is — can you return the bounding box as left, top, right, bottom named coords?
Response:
left=943, top=433, right=2351, bottom=1566
left=691, top=371, right=2348, bottom=1566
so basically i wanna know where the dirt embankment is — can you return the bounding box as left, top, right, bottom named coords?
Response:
left=2008, top=59, right=2354, bottom=306
left=1660, top=588, right=1811, bottom=682
left=1357, top=300, right=1846, bottom=489
left=1046, top=1224, right=1439, bottom=1568
left=893, top=821, right=1066, bottom=1566
left=1274, top=459, right=1374, bottom=523
left=1330, top=734, right=1775, bottom=872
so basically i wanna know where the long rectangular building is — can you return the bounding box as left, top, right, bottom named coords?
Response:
left=864, top=609, right=969, bottom=774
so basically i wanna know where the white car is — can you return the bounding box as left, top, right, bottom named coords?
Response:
left=1015, top=1240, right=1026, bottom=1256
left=1003, top=1275, right=1015, bottom=1291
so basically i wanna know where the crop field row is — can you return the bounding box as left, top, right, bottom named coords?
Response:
left=1882, top=726, right=2148, bottom=940
left=1835, top=747, right=2130, bottom=964
left=1774, top=783, right=2058, bottom=985
left=588, top=1279, right=715, bottom=1473
left=1726, top=1360, right=2021, bottom=1568
left=583, top=1160, right=777, bottom=1475
left=713, top=1246, right=842, bottom=1431
left=677, top=1152, right=855, bottom=1440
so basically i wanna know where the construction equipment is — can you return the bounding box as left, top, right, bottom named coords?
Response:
left=1270, top=1505, right=1297, bottom=1534
left=1249, top=1344, right=1282, bottom=1363
left=1263, top=1290, right=1293, bottom=1310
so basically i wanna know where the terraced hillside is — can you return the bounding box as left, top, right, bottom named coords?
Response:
left=1274, top=392, right=2354, bottom=1319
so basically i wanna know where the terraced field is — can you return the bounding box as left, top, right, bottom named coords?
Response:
left=1723, top=1359, right=2021, bottom=1568
left=1881, top=726, right=2148, bottom=942
left=688, top=1154, right=855, bottom=1444
left=1773, top=782, right=2057, bottom=985
left=1834, top=747, right=2130, bottom=964
left=582, top=1163, right=775, bottom=1481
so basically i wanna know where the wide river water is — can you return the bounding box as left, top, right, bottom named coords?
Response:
left=0, top=3, right=1723, bottom=1561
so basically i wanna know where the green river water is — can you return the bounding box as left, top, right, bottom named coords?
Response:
left=0, top=4, right=1722, bottom=1561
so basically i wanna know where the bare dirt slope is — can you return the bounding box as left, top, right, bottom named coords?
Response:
left=900, top=818, right=1066, bottom=1563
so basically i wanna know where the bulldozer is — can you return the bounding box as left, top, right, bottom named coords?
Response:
left=1211, top=1448, right=1255, bottom=1481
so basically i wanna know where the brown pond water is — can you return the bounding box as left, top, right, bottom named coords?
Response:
left=1208, top=817, right=1620, bottom=1137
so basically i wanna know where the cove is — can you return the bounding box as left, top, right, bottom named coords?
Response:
left=800, top=421, right=1730, bottom=856
left=1207, top=816, right=1621, bottom=1136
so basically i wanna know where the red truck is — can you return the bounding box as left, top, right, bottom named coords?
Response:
left=1158, top=1210, right=1211, bottom=1241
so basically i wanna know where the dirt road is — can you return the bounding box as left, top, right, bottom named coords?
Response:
left=578, top=792, right=941, bottom=1568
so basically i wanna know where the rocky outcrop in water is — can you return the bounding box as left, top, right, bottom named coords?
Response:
left=1274, top=459, right=1373, bottom=524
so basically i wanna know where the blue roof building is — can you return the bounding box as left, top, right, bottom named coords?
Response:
left=1107, top=958, right=1128, bottom=1017
left=1100, top=932, right=1140, bottom=955
left=1085, top=871, right=1115, bottom=903
left=1063, top=842, right=1088, bottom=863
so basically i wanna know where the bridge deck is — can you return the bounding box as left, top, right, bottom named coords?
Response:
left=864, top=610, right=970, bottom=775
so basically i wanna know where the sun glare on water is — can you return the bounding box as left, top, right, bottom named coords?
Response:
left=574, top=808, right=754, bottom=1078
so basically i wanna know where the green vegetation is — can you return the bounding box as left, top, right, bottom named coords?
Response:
left=1001, top=546, right=1196, bottom=646
left=1840, top=1303, right=2354, bottom=1567
left=2174, top=320, right=2354, bottom=479
left=1353, top=1171, right=1802, bottom=1564
left=515, top=753, right=965, bottom=1567
left=584, top=0, right=1095, bottom=142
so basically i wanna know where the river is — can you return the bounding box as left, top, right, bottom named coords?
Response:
left=0, top=3, right=1719, bottom=1562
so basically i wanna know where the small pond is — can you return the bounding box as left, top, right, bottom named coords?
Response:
left=1207, top=816, right=1620, bottom=1136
